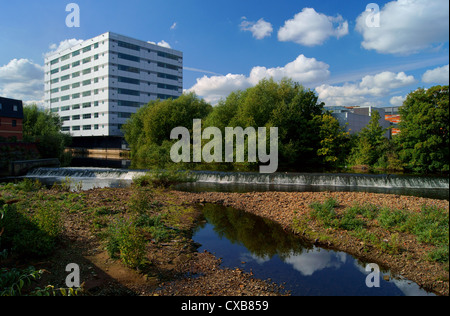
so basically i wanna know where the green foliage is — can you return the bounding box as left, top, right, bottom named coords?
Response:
left=133, top=169, right=197, bottom=188
left=106, top=217, right=147, bottom=269
left=23, top=104, right=72, bottom=165
left=0, top=266, right=43, bottom=296
left=397, top=85, right=449, bottom=174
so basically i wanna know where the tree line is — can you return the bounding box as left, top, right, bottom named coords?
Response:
left=124, top=79, right=449, bottom=175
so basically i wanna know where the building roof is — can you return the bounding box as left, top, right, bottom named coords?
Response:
left=0, top=96, right=24, bottom=119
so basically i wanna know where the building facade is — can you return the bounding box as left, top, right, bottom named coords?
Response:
left=327, top=106, right=392, bottom=139
left=44, top=32, right=183, bottom=146
left=0, top=96, right=24, bottom=141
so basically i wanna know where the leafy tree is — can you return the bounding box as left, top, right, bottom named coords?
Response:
left=22, top=105, right=71, bottom=165
left=397, top=85, right=449, bottom=173
left=316, top=113, right=351, bottom=169
left=123, top=93, right=212, bottom=169
left=348, top=110, right=388, bottom=167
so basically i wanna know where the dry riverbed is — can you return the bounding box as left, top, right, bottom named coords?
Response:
left=1, top=185, right=448, bottom=296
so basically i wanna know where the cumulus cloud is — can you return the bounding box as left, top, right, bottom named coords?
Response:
left=422, top=64, right=449, bottom=85
left=240, top=17, right=273, bottom=39
left=148, top=40, right=172, bottom=48
left=188, top=54, right=330, bottom=104
left=390, top=95, right=406, bottom=107
left=278, top=8, right=349, bottom=46
left=316, top=71, right=416, bottom=107
left=45, top=38, right=84, bottom=58
left=0, top=59, right=45, bottom=104
left=356, top=0, right=449, bottom=55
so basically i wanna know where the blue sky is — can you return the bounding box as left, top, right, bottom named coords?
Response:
left=0, top=0, right=448, bottom=107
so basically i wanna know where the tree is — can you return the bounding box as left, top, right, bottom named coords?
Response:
left=316, top=113, right=351, bottom=169
left=22, top=105, right=71, bottom=164
left=397, top=86, right=449, bottom=174
left=348, top=110, right=387, bottom=167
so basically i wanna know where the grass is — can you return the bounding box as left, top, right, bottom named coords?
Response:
left=293, top=199, right=449, bottom=263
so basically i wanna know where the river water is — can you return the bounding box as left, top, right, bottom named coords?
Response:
left=193, top=204, right=435, bottom=296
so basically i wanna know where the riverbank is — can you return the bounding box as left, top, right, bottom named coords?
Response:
left=1, top=182, right=448, bottom=296
left=172, top=190, right=449, bottom=296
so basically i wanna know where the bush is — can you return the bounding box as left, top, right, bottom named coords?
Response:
left=106, top=218, right=147, bottom=269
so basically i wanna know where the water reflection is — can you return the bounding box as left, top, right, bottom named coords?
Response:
left=193, top=204, right=435, bottom=296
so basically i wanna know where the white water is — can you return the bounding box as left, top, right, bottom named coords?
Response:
left=26, top=167, right=449, bottom=190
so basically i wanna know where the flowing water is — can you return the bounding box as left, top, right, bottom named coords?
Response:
left=194, top=204, right=436, bottom=296
left=24, top=167, right=449, bottom=200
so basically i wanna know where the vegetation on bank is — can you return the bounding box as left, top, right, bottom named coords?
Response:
left=123, top=79, right=449, bottom=175
left=0, top=178, right=198, bottom=296
left=292, top=198, right=449, bottom=266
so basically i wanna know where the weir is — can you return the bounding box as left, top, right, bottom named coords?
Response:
left=25, top=167, right=449, bottom=190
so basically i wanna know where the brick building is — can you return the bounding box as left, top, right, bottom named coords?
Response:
left=0, top=97, right=24, bottom=141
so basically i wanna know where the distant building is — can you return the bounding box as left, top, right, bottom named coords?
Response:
left=44, top=32, right=183, bottom=148
left=326, top=106, right=392, bottom=138
left=0, top=96, right=24, bottom=141
left=384, top=106, right=401, bottom=136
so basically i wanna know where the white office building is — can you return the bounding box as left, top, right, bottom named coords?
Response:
left=44, top=32, right=183, bottom=144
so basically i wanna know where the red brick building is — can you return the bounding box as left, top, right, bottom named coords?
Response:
left=0, top=97, right=24, bottom=141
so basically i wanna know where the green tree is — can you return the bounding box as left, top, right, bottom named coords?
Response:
left=22, top=105, right=71, bottom=165
left=316, top=113, right=351, bottom=169
left=348, top=110, right=387, bottom=167
left=123, top=93, right=212, bottom=169
left=397, top=85, right=449, bottom=173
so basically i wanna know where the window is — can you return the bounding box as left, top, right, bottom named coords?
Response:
left=50, top=58, right=59, bottom=65
left=72, top=71, right=80, bottom=78
left=118, top=77, right=140, bottom=85
left=83, top=45, right=91, bottom=53
left=51, top=78, right=59, bottom=84
left=61, top=95, right=70, bottom=101
left=72, top=115, right=80, bottom=120
left=72, top=93, right=80, bottom=99
left=157, top=62, right=179, bottom=71
left=51, top=107, right=59, bottom=113
left=83, top=114, right=91, bottom=119
left=157, top=51, right=179, bottom=61
left=83, top=125, right=92, bottom=130
left=50, top=68, right=59, bottom=74
left=61, top=64, right=70, bottom=71
left=61, top=106, right=70, bottom=111
left=13, top=105, right=18, bottom=111
left=0, top=103, right=2, bottom=110
left=94, top=124, right=99, bottom=130
left=72, top=104, right=80, bottom=110
left=94, top=113, right=99, bottom=118
left=82, top=102, right=91, bottom=108
left=61, top=75, right=70, bottom=81
left=61, top=54, right=70, bottom=62
left=50, top=88, right=59, bottom=93
left=82, top=79, right=91, bottom=86
left=118, top=88, right=140, bottom=96
left=61, top=127, right=70, bottom=132
left=117, top=112, right=132, bottom=118
left=61, top=116, right=70, bottom=122
left=82, top=91, right=91, bottom=97
left=82, top=68, right=91, bottom=75
left=61, top=85, right=70, bottom=91
left=118, top=64, right=140, bottom=73
left=72, top=126, right=80, bottom=131
left=72, top=82, right=80, bottom=88
left=94, top=43, right=99, bottom=49
left=72, top=61, right=80, bottom=67
left=118, top=53, right=140, bottom=62
left=72, top=50, right=80, bottom=57
left=158, top=83, right=180, bottom=91
left=118, top=41, right=140, bottom=51
left=82, top=57, right=91, bottom=64
left=118, top=100, right=141, bottom=108
left=12, top=120, right=17, bottom=127
left=158, top=73, right=179, bottom=81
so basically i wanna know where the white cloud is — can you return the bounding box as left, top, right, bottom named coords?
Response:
left=240, top=17, right=273, bottom=39
left=422, top=64, right=449, bottom=85
left=170, top=22, right=177, bottom=30
left=45, top=39, right=84, bottom=58
left=147, top=40, right=172, bottom=49
left=390, top=95, right=406, bottom=106
left=0, top=59, right=44, bottom=105
left=278, top=8, right=349, bottom=46
left=356, top=0, right=449, bottom=55
left=316, top=71, right=416, bottom=107
left=188, top=54, right=330, bottom=104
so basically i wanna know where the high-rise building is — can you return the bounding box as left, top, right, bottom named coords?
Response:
left=44, top=32, right=183, bottom=147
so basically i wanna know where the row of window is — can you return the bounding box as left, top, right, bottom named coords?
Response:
left=50, top=54, right=101, bottom=74
left=116, top=40, right=181, bottom=62
left=50, top=43, right=100, bottom=65
left=61, top=123, right=124, bottom=132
